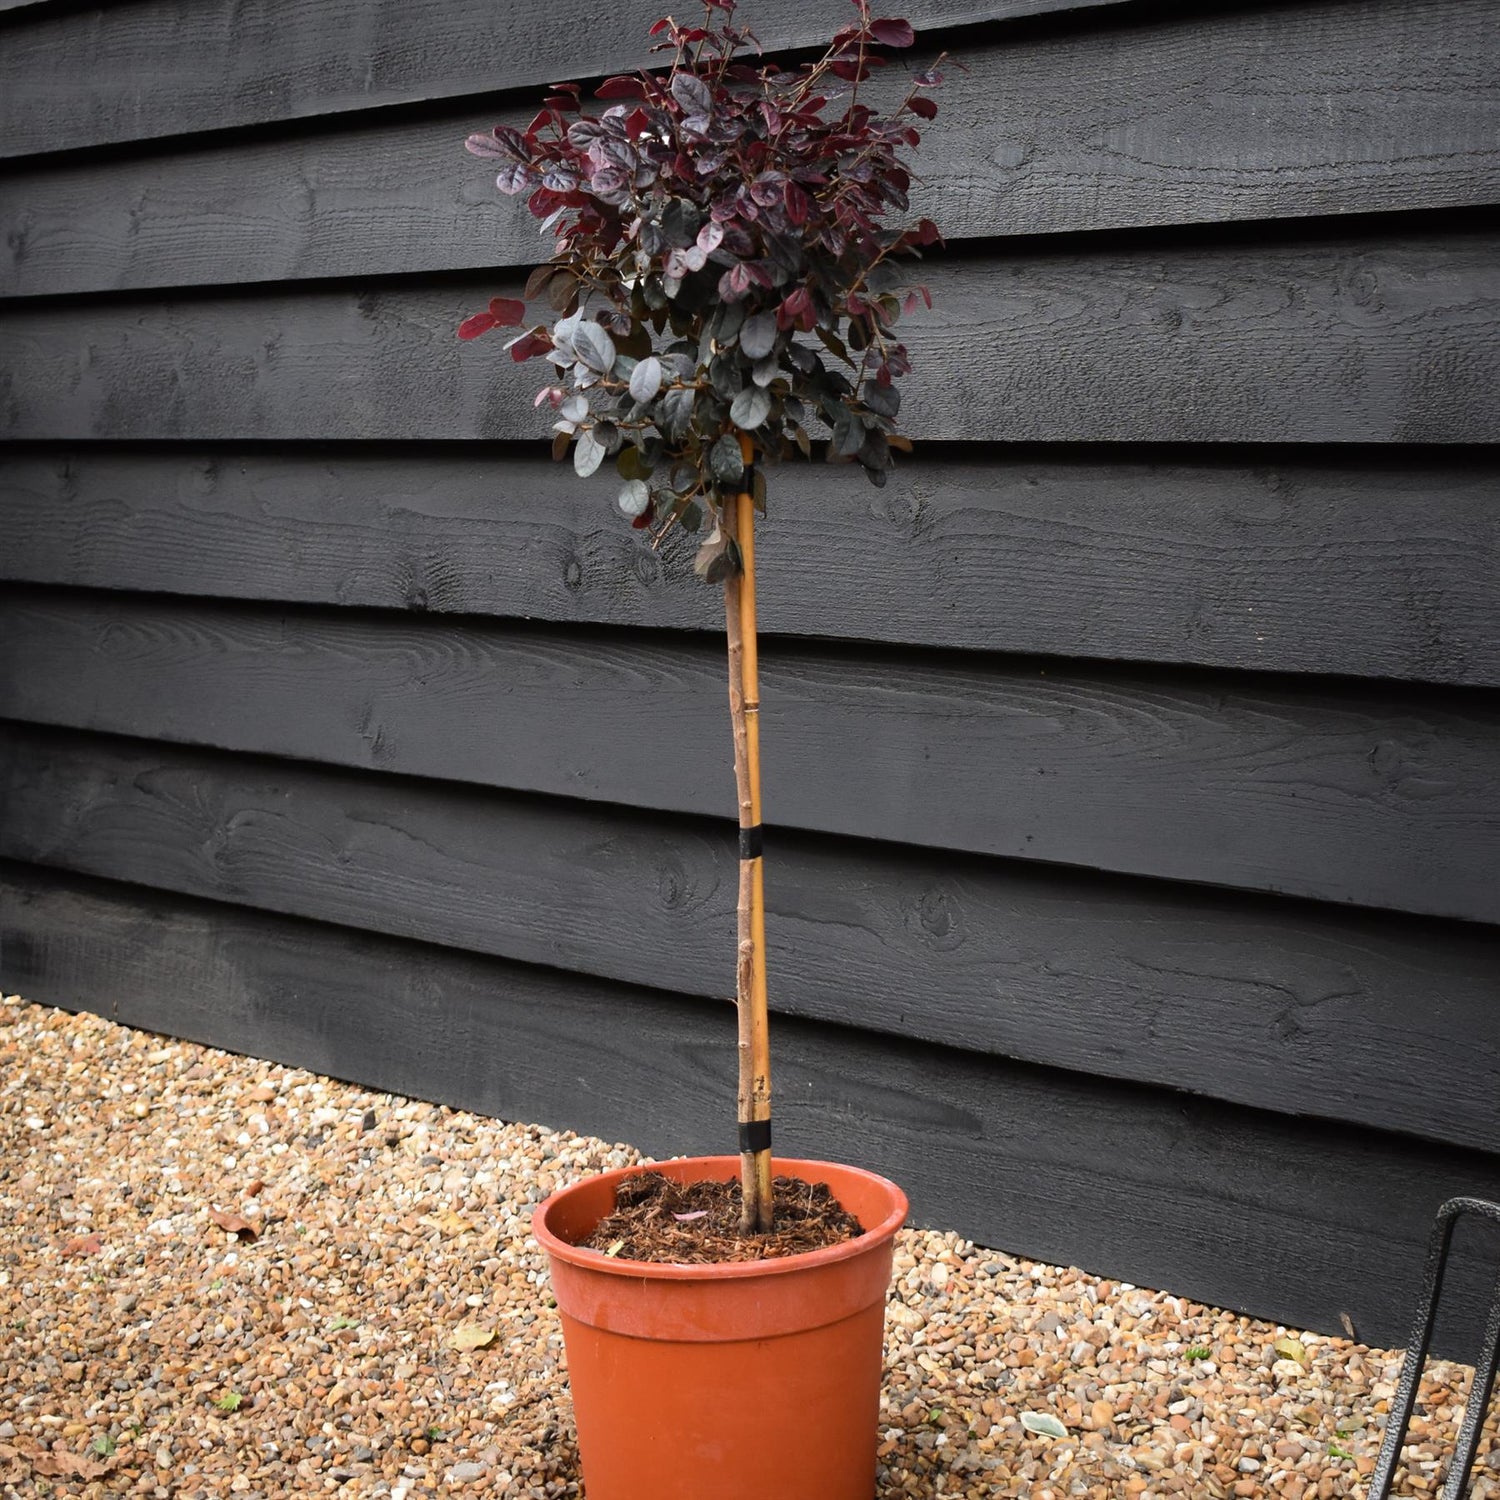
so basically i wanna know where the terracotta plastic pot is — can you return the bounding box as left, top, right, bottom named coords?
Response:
left=532, top=1155, right=908, bottom=1500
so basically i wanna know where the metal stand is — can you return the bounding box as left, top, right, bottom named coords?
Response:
left=1368, top=1198, right=1500, bottom=1500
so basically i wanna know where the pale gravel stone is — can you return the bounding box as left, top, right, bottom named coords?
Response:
left=2, top=991, right=1498, bottom=1499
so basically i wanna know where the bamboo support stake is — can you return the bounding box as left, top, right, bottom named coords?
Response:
left=724, top=430, right=773, bottom=1234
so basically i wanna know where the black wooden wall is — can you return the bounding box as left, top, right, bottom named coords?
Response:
left=2, top=0, right=1498, bottom=1349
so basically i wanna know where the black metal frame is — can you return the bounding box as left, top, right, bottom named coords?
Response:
left=1368, top=1197, right=1500, bottom=1500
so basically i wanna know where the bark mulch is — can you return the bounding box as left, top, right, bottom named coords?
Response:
left=578, top=1170, right=862, bottom=1262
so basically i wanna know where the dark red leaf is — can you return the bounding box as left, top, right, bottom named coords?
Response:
left=907, top=94, right=938, bottom=120
left=596, top=74, right=647, bottom=99
left=524, top=263, right=559, bottom=299
left=718, top=262, right=753, bottom=301
left=527, top=186, right=567, bottom=218
left=648, top=17, right=672, bottom=35
left=487, top=297, right=527, bottom=327
left=508, top=330, right=554, bottom=362
left=870, top=17, right=915, bottom=46
left=457, top=312, right=498, bottom=340
left=777, top=286, right=816, bottom=331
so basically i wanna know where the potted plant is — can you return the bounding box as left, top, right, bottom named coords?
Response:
left=460, top=4, right=945, bottom=1494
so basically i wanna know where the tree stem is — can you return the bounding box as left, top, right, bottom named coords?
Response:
left=724, top=433, right=773, bottom=1234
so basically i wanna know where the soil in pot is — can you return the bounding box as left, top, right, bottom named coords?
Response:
left=578, top=1169, right=863, bottom=1263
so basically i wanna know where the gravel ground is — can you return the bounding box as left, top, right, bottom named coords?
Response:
left=3, top=993, right=1496, bottom=1499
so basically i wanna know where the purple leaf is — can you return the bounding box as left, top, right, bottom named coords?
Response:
left=870, top=17, right=915, bottom=47
left=670, top=72, right=713, bottom=115
left=495, top=164, right=533, bottom=196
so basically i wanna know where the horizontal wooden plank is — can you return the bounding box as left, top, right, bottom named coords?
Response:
left=0, top=0, right=1145, bottom=162
left=8, top=863, right=1500, bottom=1353
left=3, top=590, right=1498, bottom=923
left=6, top=0, right=1498, bottom=296
left=4, top=233, right=1498, bottom=443
left=3, top=447, right=1497, bottom=686
left=6, top=724, right=1499, bottom=1153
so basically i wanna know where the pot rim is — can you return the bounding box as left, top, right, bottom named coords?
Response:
left=532, top=1155, right=908, bottom=1282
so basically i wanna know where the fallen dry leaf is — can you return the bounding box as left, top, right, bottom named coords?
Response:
left=30, top=1447, right=115, bottom=1479
left=61, top=1233, right=102, bottom=1258
left=435, top=1210, right=472, bottom=1237
left=448, top=1323, right=497, bottom=1352
left=208, top=1209, right=259, bottom=1241
left=1273, top=1336, right=1308, bottom=1367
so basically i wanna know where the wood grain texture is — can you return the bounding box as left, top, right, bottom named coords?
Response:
left=0, top=0, right=1143, bottom=162
left=5, top=724, right=1498, bottom=1153
left=6, top=0, right=1498, bottom=295
left=7, top=863, right=1500, bottom=1354
left=3, top=590, right=1498, bottom=923
left=4, top=447, right=1498, bottom=686
left=3, top=232, right=1498, bottom=444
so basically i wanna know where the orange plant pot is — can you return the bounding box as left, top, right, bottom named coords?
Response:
left=532, top=1155, right=908, bottom=1500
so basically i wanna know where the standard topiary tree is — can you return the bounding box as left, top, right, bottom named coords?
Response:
left=460, top=0, right=945, bottom=1235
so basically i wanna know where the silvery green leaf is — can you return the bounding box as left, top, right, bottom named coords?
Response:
left=752, top=355, right=778, bottom=387
left=629, top=356, right=664, bottom=403
left=709, top=352, right=743, bottom=401
left=573, top=428, right=605, bottom=478
left=1020, top=1413, right=1068, bottom=1440
left=617, top=479, right=651, bottom=517
left=863, top=380, right=901, bottom=419
left=709, top=433, right=745, bottom=485
left=659, top=387, right=694, bottom=439
left=560, top=394, right=589, bottom=424
left=550, top=310, right=581, bottom=363
left=730, top=386, right=772, bottom=430
left=739, top=310, right=777, bottom=361
left=571, top=320, right=616, bottom=373
left=710, top=301, right=745, bottom=346
left=835, top=409, right=867, bottom=457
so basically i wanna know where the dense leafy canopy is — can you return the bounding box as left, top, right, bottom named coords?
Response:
left=461, top=0, right=945, bottom=578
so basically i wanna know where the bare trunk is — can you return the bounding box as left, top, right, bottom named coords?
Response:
left=723, top=436, right=773, bottom=1234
